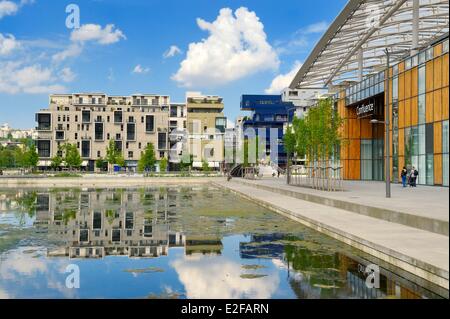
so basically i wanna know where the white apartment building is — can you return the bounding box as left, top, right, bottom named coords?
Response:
left=281, top=88, right=328, bottom=118
left=35, top=93, right=170, bottom=170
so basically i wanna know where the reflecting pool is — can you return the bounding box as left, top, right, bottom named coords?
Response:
left=0, top=186, right=445, bottom=299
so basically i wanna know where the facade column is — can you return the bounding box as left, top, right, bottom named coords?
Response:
left=412, top=0, right=419, bottom=55
left=358, top=49, right=364, bottom=82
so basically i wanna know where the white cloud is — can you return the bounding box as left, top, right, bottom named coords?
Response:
left=163, top=45, right=182, bottom=58
left=71, top=24, right=126, bottom=45
left=0, top=33, right=19, bottom=55
left=172, top=7, right=279, bottom=88
left=0, top=0, right=33, bottom=19
left=59, top=67, right=76, bottom=82
left=132, top=64, right=150, bottom=74
left=0, top=1, right=18, bottom=19
left=265, top=60, right=302, bottom=94
left=301, top=21, right=328, bottom=34
left=52, top=24, right=126, bottom=63
left=0, top=61, right=67, bottom=94
left=52, top=44, right=82, bottom=63
left=171, top=256, right=279, bottom=299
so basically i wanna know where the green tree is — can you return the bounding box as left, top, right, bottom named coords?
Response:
left=22, top=143, right=38, bottom=170
left=201, top=159, right=211, bottom=172
left=50, top=154, right=63, bottom=170
left=159, top=157, right=168, bottom=172
left=95, top=157, right=107, bottom=171
left=179, top=154, right=193, bottom=172
left=62, top=143, right=82, bottom=170
left=138, top=143, right=156, bottom=172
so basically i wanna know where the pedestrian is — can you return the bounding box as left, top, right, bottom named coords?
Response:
left=401, top=166, right=407, bottom=187
left=412, top=167, right=419, bottom=187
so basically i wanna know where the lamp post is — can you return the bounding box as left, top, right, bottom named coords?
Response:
left=370, top=49, right=391, bottom=198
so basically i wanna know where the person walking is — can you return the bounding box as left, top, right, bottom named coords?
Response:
left=401, top=166, right=407, bottom=187
left=412, top=167, right=419, bottom=187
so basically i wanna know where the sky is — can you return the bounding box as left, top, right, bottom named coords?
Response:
left=0, top=0, right=347, bottom=129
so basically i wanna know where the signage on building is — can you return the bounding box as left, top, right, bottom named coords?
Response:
left=356, top=103, right=374, bottom=118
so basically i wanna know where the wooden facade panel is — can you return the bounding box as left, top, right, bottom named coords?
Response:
left=434, top=121, right=442, bottom=154
left=434, top=57, right=442, bottom=90
left=411, top=97, right=418, bottom=126
left=434, top=43, right=442, bottom=58
left=426, top=92, right=434, bottom=123
left=411, top=67, right=418, bottom=97
left=433, top=89, right=442, bottom=122
left=360, top=118, right=372, bottom=138
left=399, top=128, right=404, bottom=156
left=398, top=101, right=405, bottom=128
left=434, top=154, right=443, bottom=185
left=348, top=160, right=360, bottom=180
left=349, top=139, right=360, bottom=160
left=341, top=140, right=349, bottom=160
left=398, top=156, right=404, bottom=180
left=404, top=99, right=411, bottom=127
left=443, top=54, right=449, bottom=87
left=426, top=61, right=434, bottom=92
left=404, top=70, right=412, bottom=99
left=442, top=87, right=449, bottom=120
left=349, top=119, right=360, bottom=139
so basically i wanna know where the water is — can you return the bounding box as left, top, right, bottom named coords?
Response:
left=0, top=186, right=445, bottom=299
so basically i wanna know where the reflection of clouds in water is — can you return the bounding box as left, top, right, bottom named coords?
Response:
left=0, top=247, right=77, bottom=298
left=0, top=288, right=11, bottom=299
left=171, top=256, right=279, bottom=299
left=271, top=258, right=303, bottom=282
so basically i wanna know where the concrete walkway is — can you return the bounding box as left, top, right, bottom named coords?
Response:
left=215, top=180, right=449, bottom=291
left=230, top=177, right=449, bottom=235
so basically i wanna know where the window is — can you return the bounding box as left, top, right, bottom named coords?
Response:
left=128, top=151, right=133, bottom=159
left=146, top=115, right=155, bottom=132
left=158, top=132, right=167, bottom=150
left=443, top=40, right=449, bottom=54
left=443, top=121, right=449, bottom=186
left=114, top=111, right=123, bottom=123
left=426, top=47, right=433, bottom=61
left=37, top=140, right=51, bottom=158
left=36, top=113, right=51, bottom=130
left=126, top=123, right=136, bottom=140
left=418, top=66, right=426, bottom=95
left=392, top=76, right=398, bottom=102
left=97, top=151, right=101, bottom=158
left=81, top=140, right=90, bottom=158
left=55, top=131, right=64, bottom=140
left=82, top=110, right=91, bottom=123
left=75, top=133, right=78, bottom=140
left=95, top=123, right=104, bottom=140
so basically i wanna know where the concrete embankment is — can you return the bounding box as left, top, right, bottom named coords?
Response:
left=215, top=180, right=449, bottom=293
left=0, top=176, right=222, bottom=188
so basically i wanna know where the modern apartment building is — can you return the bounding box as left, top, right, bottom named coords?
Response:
left=281, top=88, right=328, bottom=119
left=35, top=93, right=170, bottom=171
left=186, top=92, right=226, bottom=169
left=168, top=102, right=188, bottom=165
left=240, top=94, right=294, bottom=168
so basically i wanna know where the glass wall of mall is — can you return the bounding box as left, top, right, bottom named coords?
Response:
left=337, top=37, right=449, bottom=186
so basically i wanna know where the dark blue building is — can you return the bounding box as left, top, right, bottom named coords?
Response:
left=240, top=95, right=294, bottom=168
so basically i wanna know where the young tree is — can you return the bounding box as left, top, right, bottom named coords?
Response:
left=106, top=140, right=119, bottom=165
left=95, top=157, right=107, bottom=171
left=201, top=159, right=211, bottom=172
left=22, top=143, right=39, bottom=170
left=138, top=143, right=156, bottom=172
left=159, top=157, right=168, bottom=172
left=50, top=154, right=63, bottom=170
left=63, top=143, right=82, bottom=170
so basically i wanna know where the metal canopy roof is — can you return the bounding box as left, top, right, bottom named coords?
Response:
left=290, top=0, right=449, bottom=89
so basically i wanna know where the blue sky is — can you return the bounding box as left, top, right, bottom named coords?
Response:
left=0, top=0, right=347, bottom=128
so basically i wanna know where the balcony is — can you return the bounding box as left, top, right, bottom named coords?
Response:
left=36, top=125, right=51, bottom=131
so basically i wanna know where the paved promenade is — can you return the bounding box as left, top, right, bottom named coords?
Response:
left=215, top=179, right=449, bottom=291
left=229, top=177, right=449, bottom=235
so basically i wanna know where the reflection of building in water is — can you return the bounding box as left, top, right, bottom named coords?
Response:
left=240, top=233, right=434, bottom=299
left=239, top=234, right=285, bottom=259
left=185, top=236, right=223, bottom=256
left=32, top=188, right=186, bottom=259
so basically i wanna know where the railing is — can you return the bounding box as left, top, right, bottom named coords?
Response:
left=289, top=165, right=344, bottom=191
left=243, top=167, right=261, bottom=180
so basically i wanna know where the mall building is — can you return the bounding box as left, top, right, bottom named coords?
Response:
left=290, top=0, right=449, bottom=186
